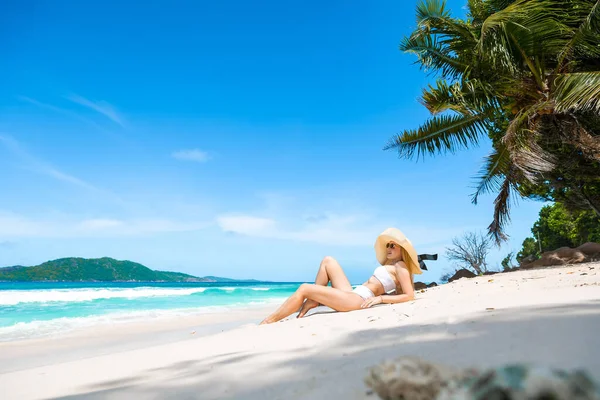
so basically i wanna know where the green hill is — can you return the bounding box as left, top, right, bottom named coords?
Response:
left=0, top=258, right=253, bottom=282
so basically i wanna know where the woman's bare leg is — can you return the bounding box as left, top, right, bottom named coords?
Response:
left=297, top=256, right=353, bottom=318
left=260, top=283, right=362, bottom=324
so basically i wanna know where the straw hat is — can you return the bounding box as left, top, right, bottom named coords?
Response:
left=374, top=227, right=422, bottom=275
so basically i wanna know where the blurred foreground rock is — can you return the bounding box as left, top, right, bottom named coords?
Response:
left=365, top=356, right=600, bottom=400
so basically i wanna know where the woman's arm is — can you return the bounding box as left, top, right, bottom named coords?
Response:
left=361, top=263, right=415, bottom=308
left=380, top=293, right=413, bottom=304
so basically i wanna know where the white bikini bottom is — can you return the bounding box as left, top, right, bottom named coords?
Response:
left=351, top=285, right=375, bottom=300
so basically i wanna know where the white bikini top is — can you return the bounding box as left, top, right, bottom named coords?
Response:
left=373, top=266, right=396, bottom=294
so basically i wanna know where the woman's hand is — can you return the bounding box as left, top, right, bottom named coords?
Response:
left=361, top=295, right=383, bottom=308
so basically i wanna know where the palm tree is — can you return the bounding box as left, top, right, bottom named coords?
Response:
left=386, top=0, right=600, bottom=244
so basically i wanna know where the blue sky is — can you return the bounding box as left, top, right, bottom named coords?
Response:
left=0, top=0, right=546, bottom=283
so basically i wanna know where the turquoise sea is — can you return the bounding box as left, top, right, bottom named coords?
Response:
left=0, top=281, right=303, bottom=342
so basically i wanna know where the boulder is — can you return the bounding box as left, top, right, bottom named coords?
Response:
left=521, top=242, right=600, bottom=269
left=482, top=271, right=499, bottom=276
left=364, top=356, right=600, bottom=400
left=448, top=268, right=476, bottom=282
left=413, top=281, right=438, bottom=290
left=578, top=242, right=600, bottom=259
left=519, top=254, right=538, bottom=266
left=364, top=356, right=471, bottom=400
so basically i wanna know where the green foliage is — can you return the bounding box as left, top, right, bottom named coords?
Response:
left=517, top=202, right=600, bottom=262
left=534, top=203, right=600, bottom=249
left=0, top=257, right=204, bottom=282
left=389, top=0, right=600, bottom=244
left=516, top=237, right=540, bottom=262
left=501, top=251, right=517, bottom=271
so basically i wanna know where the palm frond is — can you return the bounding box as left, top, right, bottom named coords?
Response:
left=503, top=105, right=558, bottom=178
left=553, top=115, right=600, bottom=161
left=419, top=78, right=502, bottom=116
left=485, top=0, right=517, bottom=14
left=587, top=0, right=600, bottom=32
left=479, top=0, right=573, bottom=77
left=420, top=80, right=466, bottom=114
left=481, top=0, right=568, bottom=47
left=383, top=114, right=486, bottom=160
left=400, top=33, right=469, bottom=79
left=416, top=0, right=450, bottom=27
left=487, top=168, right=518, bottom=245
left=414, top=5, right=477, bottom=45
left=467, top=0, right=489, bottom=24
left=557, top=0, right=600, bottom=69
left=554, top=71, right=600, bottom=112
left=470, top=143, right=512, bottom=205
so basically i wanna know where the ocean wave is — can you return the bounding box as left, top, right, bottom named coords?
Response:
left=0, top=299, right=284, bottom=342
left=0, top=286, right=283, bottom=305
left=0, top=307, right=221, bottom=341
left=202, top=287, right=271, bottom=292
left=0, top=287, right=209, bottom=305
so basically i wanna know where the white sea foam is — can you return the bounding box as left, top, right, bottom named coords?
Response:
left=0, top=307, right=219, bottom=341
left=0, top=287, right=210, bottom=305
left=0, top=298, right=285, bottom=342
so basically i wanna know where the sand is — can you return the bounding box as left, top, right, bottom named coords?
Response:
left=1, top=262, right=599, bottom=400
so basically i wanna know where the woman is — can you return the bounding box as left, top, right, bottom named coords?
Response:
left=260, top=227, right=423, bottom=324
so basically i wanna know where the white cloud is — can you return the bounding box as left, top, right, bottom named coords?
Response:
left=0, top=134, right=102, bottom=193
left=217, top=215, right=276, bottom=236
left=216, top=208, right=475, bottom=249
left=172, top=149, right=211, bottom=163
left=0, top=212, right=209, bottom=239
left=0, top=213, right=44, bottom=237
left=17, top=96, right=129, bottom=144
left=216, top=212, right=378, bottom=246
left=66, top=94, right=125, bottom=127
left=18, top=96, right=71, bottom=115
left=0, top=241, right=16, bottom=249
left=0, top=135, right=127, bottom=207
left=79, top=219, right=124, bottom=230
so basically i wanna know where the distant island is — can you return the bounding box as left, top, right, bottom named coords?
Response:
left=0, top=257, right=263, bottom=283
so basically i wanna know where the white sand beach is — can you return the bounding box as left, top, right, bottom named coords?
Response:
left=1, top=263, right=599, bottom=400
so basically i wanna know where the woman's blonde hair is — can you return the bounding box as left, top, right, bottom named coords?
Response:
left=386, top=247, right=415, bottom=287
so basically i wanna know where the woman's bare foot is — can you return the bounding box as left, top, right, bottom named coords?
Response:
left=297, top=299, right=319, bottom=318
left=259, top=315, right=276, bottom=325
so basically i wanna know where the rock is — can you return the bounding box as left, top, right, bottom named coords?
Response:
left=578, top=242, right=600, bottom=261
left=364, top=357, right=600, bottom=400
left=448, top=269, right=477, bottom=282
left=414, top=282, right=438, bottom=290
left=521, top=242, right=600, bottom=269
left=437, top=364, right=600, bottom=400
left=364, top=356, right=474, bottom=400
left=519, top=254, right=538, bottom=267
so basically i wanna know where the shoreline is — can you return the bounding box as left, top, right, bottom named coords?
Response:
left=0, top=304, right=275, bottom=374
left=1, top=262, right=599, bottom=399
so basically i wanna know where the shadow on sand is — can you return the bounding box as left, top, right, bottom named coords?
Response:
left=51, top=300, right=600, bottom=400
